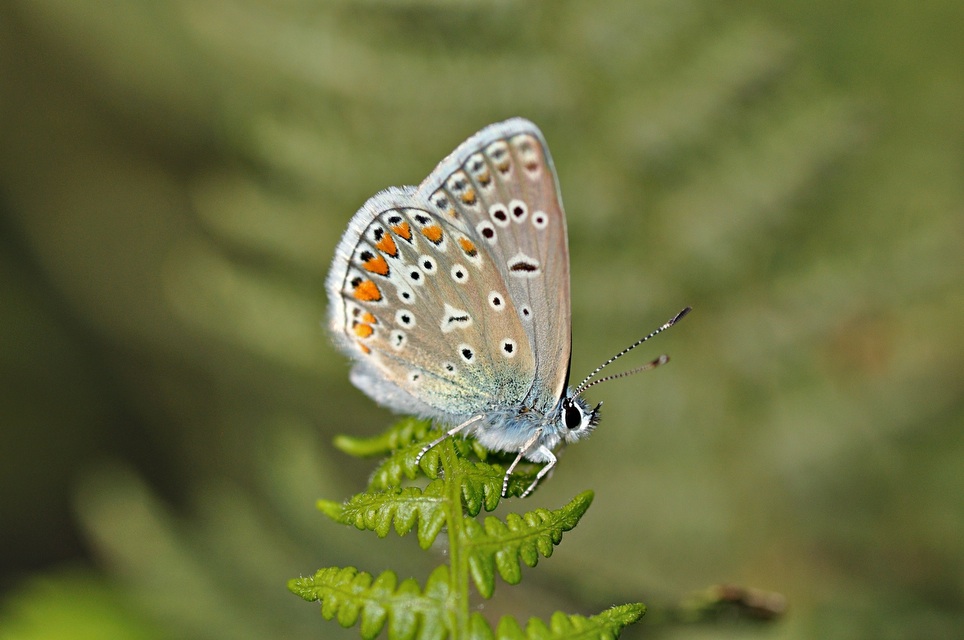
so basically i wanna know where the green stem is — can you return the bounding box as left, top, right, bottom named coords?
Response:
left=439, top=438, right=470, bottom=637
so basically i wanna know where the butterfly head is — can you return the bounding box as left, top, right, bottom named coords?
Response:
left=558, top=395, right=601, bottom=444
left=557, top=308, right=692, bottom=445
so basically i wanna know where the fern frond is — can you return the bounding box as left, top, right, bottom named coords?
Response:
left=364, top=451, right=505, bottom=519
left=305, top=423, right=644, bottom=637
left=289, top=565, right=452, bottom=640
left=334, top=418, right=433, bottom=458
left=462, top=491, right=594, bottom=598
left=318, top=482, right=448, bottom=549
left=359, top=425, right=497, bottom=494
left=366, top=444, right=426, bottom=491
left=491, top=603, right=646, bottom=640
left=453, top=460, right=509, bottom=515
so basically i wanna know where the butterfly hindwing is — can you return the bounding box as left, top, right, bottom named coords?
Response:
left=328, top=191, right=535, bottom=423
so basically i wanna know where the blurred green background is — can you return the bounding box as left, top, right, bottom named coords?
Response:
left=1, top=1, right=961, bottom=638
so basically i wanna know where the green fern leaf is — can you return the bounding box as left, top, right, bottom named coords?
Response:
left=351, top=423, right=492, bottom=493
left=492, top=603, right=645, bottom=639
left=500, top=468, right=543, bottom=499
left=456, top=461, right=508, bottom=515
left=469, top=612, right=497, bottom=640
left=366, top=443, right=426, bottom=491
left=334, top=418, right=433, bottom=458
left=318, top=482, right=449, bottom=548
left=462, top=491, right=594, bottom=598
left=335, top=420, right=535, bottom=509
left=289, top=565, right=453, bottom=640
left=366, top=447, right=506, bottom=518
left=306, top=429, right=643, bottom=637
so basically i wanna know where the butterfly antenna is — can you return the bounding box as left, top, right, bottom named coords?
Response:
left=573, top=307, right=691, bottom=398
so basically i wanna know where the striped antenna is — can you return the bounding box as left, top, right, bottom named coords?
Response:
left=573, top=307, right=691, bottom=398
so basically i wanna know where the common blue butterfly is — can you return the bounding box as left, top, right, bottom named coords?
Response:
left=327, top=118, right=688, bottom=497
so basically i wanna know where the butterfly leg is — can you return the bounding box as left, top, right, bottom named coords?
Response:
left=501, top=432, right=546, bottom=498
left=520, top=446, right=557, bottom=498
left=414, top=415, right=484, bottom=464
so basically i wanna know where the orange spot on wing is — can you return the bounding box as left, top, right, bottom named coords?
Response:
left=458, top=237, right=478, bottom=257
left=391, top=221, right=412, bottom=241
left=357, top=343, right=370, bottom=354
left=421, top=224, right=443, bottom=244
left=353, top=322, right=374, bottom=338
left=375, top=234, right=398, bottom=257
left=461, top=188, right=477, bottom=205
left=362, top=254, right=390, bottom=276
left=477, top=170, right=491, bottom=186
left=353, top=280, right=382, bottom=302
left=361, top=312, right=377, bottom=324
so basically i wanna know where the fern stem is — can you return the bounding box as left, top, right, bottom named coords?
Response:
left=439, top=438, right=471, bottom=637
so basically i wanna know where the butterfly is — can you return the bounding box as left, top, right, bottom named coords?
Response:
left=327, top=118, right=688, bottom=497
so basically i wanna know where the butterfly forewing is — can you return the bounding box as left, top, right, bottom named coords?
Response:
left=420, top=119, right=572, bottom=407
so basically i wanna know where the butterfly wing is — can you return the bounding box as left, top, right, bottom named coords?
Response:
left=418, top=119, right=573, bottom=408
left=327, top=119, right=571, bottom=424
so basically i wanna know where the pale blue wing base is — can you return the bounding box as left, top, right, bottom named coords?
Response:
left=348, top=361, right=457, bottom=425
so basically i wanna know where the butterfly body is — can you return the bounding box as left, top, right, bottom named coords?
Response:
left=328, top=119, right=620, bottom=496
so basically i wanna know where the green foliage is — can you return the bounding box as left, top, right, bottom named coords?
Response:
left=4, top=1, right=962, bottom=638
left=488, top=605, right=646, bottom=640
left=461, top=493, right=593, bottom=599
left=290, top=566, right=453, bottom=640
left=291, top=420, right=644, bottom=639
left=0, top=571, right=162, bottom=640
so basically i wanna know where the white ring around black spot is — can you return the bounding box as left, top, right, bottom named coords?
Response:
left=406, top=267, right=425, bottom=286
left=532, top=210, right=549, bottom=230
left=458, top=343, right=475, bottom=363
left=489, top=203, right=510, bottom=228
left=488, top=291, right=505, bottom=311
left=501, top=339, right=517, bottom=358
left=508, top=199, right=528, bottom=223
left=390, top=330, right=407, bottom=351
left=450, top=264, right=469, bottom=283
left=476, top=220, right=497, bottom=244
left=418, top=255, right=437, bottom=274
left=395, top=309, right=415, bottom=327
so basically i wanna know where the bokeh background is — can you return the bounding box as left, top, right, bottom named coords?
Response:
left=1, top=1, right=962, bottom=638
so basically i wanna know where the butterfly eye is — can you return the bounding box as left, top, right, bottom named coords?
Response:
left=563, top=400, right=583, bottom=430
